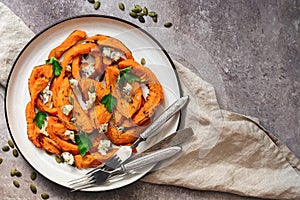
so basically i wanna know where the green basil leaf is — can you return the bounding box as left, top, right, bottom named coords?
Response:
left=33, top=111, right=47, bottom=129
left=123, top=73, right=140, bottom=83
left=100, top=93, right=117, bottom=113
left=75, top=132, right=93, bottom=157
left=46, top=56, right=62, bottom=77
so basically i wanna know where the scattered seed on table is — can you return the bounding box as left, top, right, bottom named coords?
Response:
left=94, top=1, right=101, bottom=10
left=11, top=168, right=22, bottom=177
left=41, top=193, right=49, bottom=199
left=164, top=22, right=173, bottom=28
left=30, top=184, right=37, bottom=194
left=143, top=7, right=148, bottom=16
left=13, top=180, right=20, bottom=188
left=141, top=58, right=146, bottom=65
left=12, top=149, right=19, bottom=157
left=0, top=158, right=3, bottom=165
left=148, top=11, right=157, bottom=17
left=152, top=16, right=158, bottom=23
left=30, top=171, right=37, bottom=180
left=88, top=0, right=95, bottom=4
left=138, top=16, right=145, bottom=23
left=118, top=2, right=125, bottom=11
left=129, top=11, right=138, bottom=18
left=2, top=145, right=10, bottom=152
left=55, top=155, right=63, bottom=164
left=8, top=140, right=14, bottom=148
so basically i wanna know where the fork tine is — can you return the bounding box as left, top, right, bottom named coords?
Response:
left=71, top=182, right=96, bottom=192
left=68, top=173, right=93, bottom=184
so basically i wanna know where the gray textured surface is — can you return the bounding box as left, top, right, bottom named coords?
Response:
left=0, top=0, right=299, bottom=199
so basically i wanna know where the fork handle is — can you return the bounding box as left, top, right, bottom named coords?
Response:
left=121, top=146, right=182, bottom=172
left=131, top=96, right=189, bottom=149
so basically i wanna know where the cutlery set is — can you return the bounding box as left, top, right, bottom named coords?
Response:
left=69, top=96, right=191, bottom=191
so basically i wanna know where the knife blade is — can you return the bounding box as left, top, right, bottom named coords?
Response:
left=144, top=127, right=194, bottom=153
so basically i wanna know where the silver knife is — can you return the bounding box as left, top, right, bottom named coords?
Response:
left=104, top=95, right=189, bottom=170
left=144, top=127, right=194, bottom=153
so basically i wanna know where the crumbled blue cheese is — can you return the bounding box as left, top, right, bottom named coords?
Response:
left=82, top=64, right=95, bottom=78
left=61, top=152, right=74, bottom=165
left=66, top=65, right=72, bottom=72
left=64, top=130, right=76, bottom=143
left=40, top=87, right=52, bottom=105
left=62, top=105, right=73, bottom=116
left=110, top=51, right=122, bottom=62
left=97, top=140, right=111, bottom=155
left=40, top=118, right=48, bottom=136
left=86, top=91, right=96, bottom=109
left=102, top=47, right=122, bottom=62
left=122, top=83, right=132, bottom=95
left=69, top=79, right=80, bottom=95
left=99, top=123, right=108, bottom=134
left=102, top=47, right=111, bottom=57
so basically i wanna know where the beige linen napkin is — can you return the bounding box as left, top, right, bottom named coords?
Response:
left=0, top=3, right=299, bottom=200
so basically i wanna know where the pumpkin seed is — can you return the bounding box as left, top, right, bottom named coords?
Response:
left=89, top=85, right=95, bottom=93
left=0, top=158, right=2, bottom=165
left=129, top=11, right=138, bottom=18
left=118, top=2, right=125, bottom=11
left=138, top=16, right=145, bottom=23
left=143, top=7, right=148, bottom=16
left=137, top=12, right=145, bottom=17
left=30, top=172, right=37, bottom=180
left=11, top=169, right=16, bottom=176
left=88, top=0, right=95, bottom=4
left=16, top=171, right=22, bottom=177
left=55, top=155, right=64, bottom=163
left=134, top=4, right=142, bottom=10
left=131, top=7, right=142, bottom=13
left=10, top=168, right=17, bottom=176
left=164, top=22, right=173, bottom=28
left=68, top=96, right=74, bottom=104
left=141, top=58, right=146, bottom=65
left=148, top=11, right=157, bottom=17
left=152, top=16, right=158, bottom=23
left=30, top=184, right=37, bottom=194
left=12, top=149, right=19, bottom=157
left=13, top=180, right=20, bottom=188
left=8, top=140, right=14, bottom=148
left=94, top=1, right=101, bottom=10
left=41, top=193, right=49, bottom=199
left=2, top=145, right=9, bottom=152
left=11, top=168, right=22, bottom=177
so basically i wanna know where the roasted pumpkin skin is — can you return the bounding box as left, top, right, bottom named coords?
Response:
left=25, top=30, right=164, bottom=169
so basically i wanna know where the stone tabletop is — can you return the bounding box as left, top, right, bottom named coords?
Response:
left=0, top=0, right=299, bottom=199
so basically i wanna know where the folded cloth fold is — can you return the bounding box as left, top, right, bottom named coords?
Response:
left=0, top=2, right=299, bottom=200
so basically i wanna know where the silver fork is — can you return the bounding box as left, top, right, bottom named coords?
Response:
left=83, top=95, right=189, bottom=177
left=69, top=146, right=182, bottom=191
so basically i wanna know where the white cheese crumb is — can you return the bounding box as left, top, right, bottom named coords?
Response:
left=62, top=105, right=73, bottom=116
left=110, top=51, right=121, bottom=62
left=97, top=140, right=111, bottom=156
left=98, top=123, right=108, bottom=134
left=64, top=130, right=76, bottom=143
left=122, top=82, right=132, bottom=95
left=86, top=91, right=96, bottom=109
left=102, top=47, right=111, bottom=57
left=40, top=118, right=49, bottom=136
left=69, top=79, right=80, bottom=95
left=61, top=152, right=74, bottom=165
left=82, top=64, right=95, bottom=78
left=66, top=65, right=72, bottom=72
left=40, top=88, right=52, bottom=105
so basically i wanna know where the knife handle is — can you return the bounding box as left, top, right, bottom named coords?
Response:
left=121, top=146, right=182, bottom=172
left=131, top=96, right=189, bottom=149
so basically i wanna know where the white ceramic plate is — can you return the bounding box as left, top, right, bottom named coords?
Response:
left=5, top=15, right=181, bottom=191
